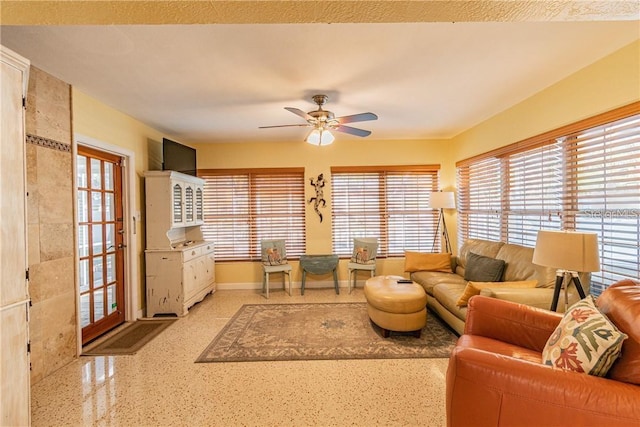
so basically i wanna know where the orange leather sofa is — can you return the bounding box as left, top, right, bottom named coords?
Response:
left=446, top=279, right=640, bottom=427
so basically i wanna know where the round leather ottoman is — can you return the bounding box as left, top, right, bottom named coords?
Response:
left=364, top=275, right=427, bottom=337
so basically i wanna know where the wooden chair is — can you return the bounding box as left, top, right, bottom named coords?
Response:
left=261, top=239, right=292, bottom=298
left=347, top=237, right=378, bottom=293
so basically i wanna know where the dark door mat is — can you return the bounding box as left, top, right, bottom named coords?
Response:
left=82, top=319, right=177, bottom=356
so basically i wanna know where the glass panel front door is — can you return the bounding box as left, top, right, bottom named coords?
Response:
left=77, top=146, right=125, bottom=345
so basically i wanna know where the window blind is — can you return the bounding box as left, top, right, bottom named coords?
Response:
left=567, top=114, right=640, bottom=296
left=331, top=166, right=440, bottom=257
left=504, top=141, right=564, bottom=247
left=457, top=157, right=503, bottom=244
left=456, top=102, right=640, bottom=296
left=199, top=169, right=306, bottom=261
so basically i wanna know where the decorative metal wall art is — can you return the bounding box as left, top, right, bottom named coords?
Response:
left=308, top=173, right=326, bottom=222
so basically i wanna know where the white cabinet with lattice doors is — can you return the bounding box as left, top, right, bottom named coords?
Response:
left=144, top=170, right=214, bottom=317
left=0, top=45, right=30, bottom=426
left=145, top=171, right=204, bottom=230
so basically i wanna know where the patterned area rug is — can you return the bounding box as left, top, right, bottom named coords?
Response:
left=196, top=303, right=458, bottom=363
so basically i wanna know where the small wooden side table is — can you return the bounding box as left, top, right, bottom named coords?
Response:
left=299, top=254, right=340, bottom=295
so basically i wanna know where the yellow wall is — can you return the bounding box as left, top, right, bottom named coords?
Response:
left=194, top=138, right=454, bottom=287
left=448, top=39, right=639, bottom=250
left=70, top=38, right=640, bottom=297
left=453, top=40, right=640, bottom=162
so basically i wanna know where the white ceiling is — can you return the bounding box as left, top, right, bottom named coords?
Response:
left=1, top=21, right=638, bottom=144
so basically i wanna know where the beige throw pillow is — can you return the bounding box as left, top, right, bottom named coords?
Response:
left=404, top=252, right=452, bottom=273
left=455, top=280, right=538, bottom=307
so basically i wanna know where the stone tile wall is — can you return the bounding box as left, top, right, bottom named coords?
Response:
left=25, top=67, right=76, bottom=384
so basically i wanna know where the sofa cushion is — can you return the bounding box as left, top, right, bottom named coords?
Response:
left=495, top=244, right=536, bottom=281
left=464, top=252, right=506, bottom=282
left=597, top=279, right=640, bottom=385
left=495, top=243, right=561, bottom=288
left=433, top=283, right=468, bottom=321
left=411, top=271, right=467, bottom=296
left=457, top=239, right=505, bottom=270
left=542, top=295, right=627, bottom=377
left=404, top=251, right=452, bottom=273
left=456, top=280, right=538, bottom=307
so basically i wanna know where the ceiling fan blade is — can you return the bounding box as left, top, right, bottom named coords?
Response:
left=334, top=125, right=372, bottom=137
left=259, top=124, right=311, bottom=129
left=285, top=107, right=314, bottom=122
left=335, top=112, right=378, bottom=124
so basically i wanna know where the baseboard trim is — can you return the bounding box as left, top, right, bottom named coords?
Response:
left=215, top=280, right=353, bottom=291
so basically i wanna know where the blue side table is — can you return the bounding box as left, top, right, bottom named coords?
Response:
left=299, top=254, right=340, bottom=295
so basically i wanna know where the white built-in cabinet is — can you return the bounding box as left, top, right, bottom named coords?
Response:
left=171, top=179, right=205, bottom=227
left=145, top=242, right=215, bottom=317
left=144, top=171, right=215, bottom=317
left=0, top=45, right=31, bottom=426
left=145, top=170, right=205, bottom=240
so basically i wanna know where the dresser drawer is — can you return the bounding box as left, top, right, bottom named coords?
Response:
left=182, top=247, right=201, bottom=262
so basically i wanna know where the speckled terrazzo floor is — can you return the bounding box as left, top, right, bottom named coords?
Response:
left=31, top=288, right=450, bottom=427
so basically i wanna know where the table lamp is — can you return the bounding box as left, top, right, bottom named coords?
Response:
left=532, top=230, right=600, bottom=311
left=429, top=191, right=456, bottom=253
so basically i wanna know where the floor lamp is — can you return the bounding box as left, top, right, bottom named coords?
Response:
left=532, top=230, right=600, bottom=312
left=430, top=191, right=455, bottom=253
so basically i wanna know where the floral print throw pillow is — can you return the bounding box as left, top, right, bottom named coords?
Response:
left=261, top=239, right=287, bottom=266
left=542, top=295, right=627, bottom=376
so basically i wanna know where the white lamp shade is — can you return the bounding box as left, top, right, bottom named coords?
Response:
left=429, top=191, right=455, bottom=209
left=532, top=230, right=600, bottom=272
left=306, top=129, right=334, bottom=146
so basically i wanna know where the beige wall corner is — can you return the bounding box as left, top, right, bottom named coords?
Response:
left=25, top=66, right=76, bottom=384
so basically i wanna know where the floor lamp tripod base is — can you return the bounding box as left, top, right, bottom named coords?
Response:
left=550, top=270, right=587, bottom=312
left=431, top=209, right=451, bottom=253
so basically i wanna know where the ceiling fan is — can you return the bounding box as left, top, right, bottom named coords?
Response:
left=259, top=94, right=378, bottom=146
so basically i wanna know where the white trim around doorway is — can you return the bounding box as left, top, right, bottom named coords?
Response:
left=73, top=133, right=141, bottom=355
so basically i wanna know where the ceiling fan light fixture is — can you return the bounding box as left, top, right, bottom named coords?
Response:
left=305, top=128, right=334, bottom=146
left=260, top=94, right=377, bottom=142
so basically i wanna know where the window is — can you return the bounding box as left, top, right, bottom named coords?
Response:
left=569, top=115, right=640, bottom=295
left=457, top=103, right=640, bottom=296
left=458, top=143, right=565, bottom=247
left=199, top=168, right=305, bottom=261
left=457, top=157, right=502, bottom=243
left=331, top=165, right=440, bottom=257
left=504, top=141, right=564, bottom=247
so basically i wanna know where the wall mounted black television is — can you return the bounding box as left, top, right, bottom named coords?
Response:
left=162, top=138, right=197, bottom=176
